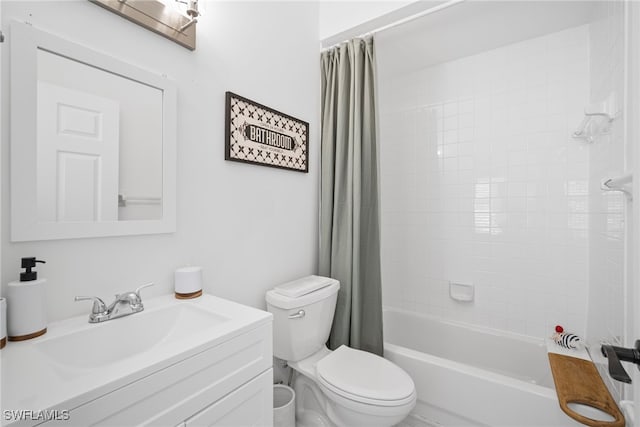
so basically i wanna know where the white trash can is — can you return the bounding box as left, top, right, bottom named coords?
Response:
left=273, top=384, right=295, bottom=427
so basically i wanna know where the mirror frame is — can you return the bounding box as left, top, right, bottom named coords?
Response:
left=10, top=22, right=177, bottom=241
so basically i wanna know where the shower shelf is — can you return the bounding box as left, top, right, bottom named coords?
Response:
left=449, top=281, right=474, bottom=302
left=601, top=173, right=633, bottom=200
left=572, top=94, right=617, bottom=143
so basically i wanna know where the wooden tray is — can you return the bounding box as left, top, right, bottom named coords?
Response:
left=548, top=353, right=625, bottom=427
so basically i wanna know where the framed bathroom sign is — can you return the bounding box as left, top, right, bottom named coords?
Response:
left=225, top=92, right=309, bottom=173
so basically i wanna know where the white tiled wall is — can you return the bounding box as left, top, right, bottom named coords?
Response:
left=378, top=25, right=592, bottom=339
left=587, top=1, right=626, bottom=346
left=586, top=0, right=627, bottom=399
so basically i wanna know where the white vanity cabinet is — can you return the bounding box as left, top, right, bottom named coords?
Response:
left=46, top=324, right=272, bottom=427
left=2, top=295, right=274, bottom=427
left=41, top=325, right=273, bottom=427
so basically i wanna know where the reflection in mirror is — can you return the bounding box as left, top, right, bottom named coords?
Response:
left=10, top=22, right=176, bottom=241
left=36, top=49, right=163, bottom=222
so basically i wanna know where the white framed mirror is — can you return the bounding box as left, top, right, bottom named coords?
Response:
left=10, top=22, right=177, bottom=241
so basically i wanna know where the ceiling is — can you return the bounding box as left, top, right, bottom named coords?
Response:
left=376, top=0, right=602, bottom=75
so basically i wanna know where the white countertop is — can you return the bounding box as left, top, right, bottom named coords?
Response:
left=1, top=294, right=272, bottom=420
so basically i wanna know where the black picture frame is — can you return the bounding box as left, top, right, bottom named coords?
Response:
left=225, top=92, right=309, bottom=173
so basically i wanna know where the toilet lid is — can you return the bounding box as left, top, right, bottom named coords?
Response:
left=273, top=275, right=338, bottom=298
left=316, top=345, right=415, bottom=404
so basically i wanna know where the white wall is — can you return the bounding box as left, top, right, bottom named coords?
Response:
left=377, top=24, right=592, bottom=339
left=1, top=0, right=320, bottom=322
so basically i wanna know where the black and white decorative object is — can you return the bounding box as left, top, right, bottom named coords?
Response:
left=553, top=332, right=582, bottom=349
left=552, top=325, right=582, bottom=350
left=225, top=92, right=309, bottom=173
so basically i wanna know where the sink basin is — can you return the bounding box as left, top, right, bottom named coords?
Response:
left=35, top=304, right=228, bottom=370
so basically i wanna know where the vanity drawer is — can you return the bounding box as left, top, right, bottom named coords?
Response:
left=42, top=323, right=271, bottom=426
left=182, top=369, right=273, bottom=427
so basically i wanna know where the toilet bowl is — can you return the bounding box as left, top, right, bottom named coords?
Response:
left=266, top=275, right=416, bottom=427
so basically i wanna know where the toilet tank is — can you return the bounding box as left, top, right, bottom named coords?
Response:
left=265, top=275, right=340, bottom=362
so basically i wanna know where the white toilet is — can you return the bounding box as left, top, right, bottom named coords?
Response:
left=266, top=275, right=416, bottom=427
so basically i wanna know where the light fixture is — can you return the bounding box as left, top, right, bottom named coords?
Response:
left=176, top=0, right=200, bottom=31
left=90, top=0, right=199, bottom=50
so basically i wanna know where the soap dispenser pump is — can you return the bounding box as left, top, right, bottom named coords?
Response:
left=20, top=257, right=46, bottom=282
left=7, top=257, right=48, bottom=341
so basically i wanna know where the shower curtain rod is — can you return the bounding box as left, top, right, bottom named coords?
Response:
left=320, top=0, right=465, bottom=51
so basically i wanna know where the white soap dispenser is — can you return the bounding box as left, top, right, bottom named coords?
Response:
left=7, top=257, right=47, bottom=341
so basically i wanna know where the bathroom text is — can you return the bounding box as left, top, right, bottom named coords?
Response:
left=244, top=124, right=296, bottom=151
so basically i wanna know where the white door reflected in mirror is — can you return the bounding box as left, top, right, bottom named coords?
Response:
left=37, top=82, right=120, bottom=222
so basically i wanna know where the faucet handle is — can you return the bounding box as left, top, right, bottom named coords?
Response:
left=601, top=340, right=640, bottom=384
left=74, top=296, right=107, bottom=314
left=135, top=282, right=154, bottom=297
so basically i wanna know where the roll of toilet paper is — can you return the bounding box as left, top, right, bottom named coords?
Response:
left=7, top=280, right=47, bottom=340
left=175, top=266, right=203, bottom=299
left=0, top=298, right=6, bottom=349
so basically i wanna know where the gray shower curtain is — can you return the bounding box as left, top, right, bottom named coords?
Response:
left=319, top=37, right=383, bottom=356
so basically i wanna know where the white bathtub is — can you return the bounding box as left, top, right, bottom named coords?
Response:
left=383, top=308, right=582, bottom=427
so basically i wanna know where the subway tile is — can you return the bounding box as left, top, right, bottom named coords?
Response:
left=459, top=113, right=474, bottom=129
left=443, top=144, right=459, bottom=158
left=458, top=156, right=474, bottom=170
left=443, top=129, right=458, bottom=144
left=443, top=101, right=458, bottom=117
left=459, top=99, right=474, bottom=114
left=507, top=182, right=527, bottom=198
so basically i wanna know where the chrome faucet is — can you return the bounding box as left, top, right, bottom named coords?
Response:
left=75, top=283, right=154, bottom=323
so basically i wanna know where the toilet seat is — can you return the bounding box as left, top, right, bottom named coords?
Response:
left=316, top=345, right=416, bottom=408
